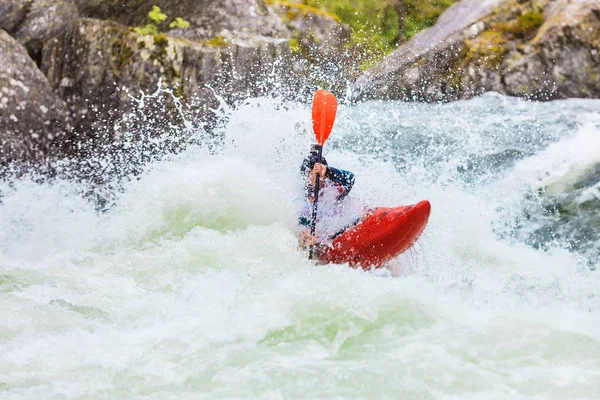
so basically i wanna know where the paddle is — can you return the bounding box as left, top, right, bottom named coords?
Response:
left=309, top=89, right=338, bottom=260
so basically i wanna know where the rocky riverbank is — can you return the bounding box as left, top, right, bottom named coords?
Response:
left=355, top=0, right=600, bottom=102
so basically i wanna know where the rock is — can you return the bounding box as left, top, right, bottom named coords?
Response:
left=42, top=18, right=291, bottom=142
left=355, top=0, right=600, bottom=102
left=1, top=0, right=79, bottom=62
left=0, top=29, right=71, bottom=168
left=269, top=1, right=352, bottom=91
left=503, top=0, right=600, bottom=99
left=13, top=0, right=79, bottom=60
left=73, top=0, right=290, bottom=40
left=0, top=0, right=32, bottom=34
left=527, top=162, right=600, bottom=266
left=354, top=0, right=505, bottom=101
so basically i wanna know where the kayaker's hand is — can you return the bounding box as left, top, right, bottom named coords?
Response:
left=309, top=163, right=327, bottom=187
left=299, top=230, right=319, bottom=247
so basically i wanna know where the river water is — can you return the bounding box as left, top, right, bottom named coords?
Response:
left=1, top=93, right=599, bottom=399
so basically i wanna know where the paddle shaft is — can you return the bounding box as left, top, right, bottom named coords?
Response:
left=308, top=145, right=323, bottom=260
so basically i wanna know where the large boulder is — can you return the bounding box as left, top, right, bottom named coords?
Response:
left=13, top=0, right=79, bottom=60
left=42, top=18, right=291, bottom=141
left=354, top=0, right=600, bottom=102
left=525, top=162, right=600, bottom=268
left=73, top=0, right=290, bottom=40
left=1, top=0, right=79, bottom=62
left=0, top=0, right=32, bottom=34
left=503, top=0, right=600, bottom=98
left=0, top=30, right=71, bottom=168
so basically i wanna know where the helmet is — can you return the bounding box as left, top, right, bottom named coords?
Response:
left=300, top=145, right=327, bottom=175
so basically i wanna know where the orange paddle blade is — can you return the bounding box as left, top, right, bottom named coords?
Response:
left=312, top=89, right=338, bottom=146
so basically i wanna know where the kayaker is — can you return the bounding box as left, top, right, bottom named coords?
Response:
left=298, top=145, right=356, bottom=253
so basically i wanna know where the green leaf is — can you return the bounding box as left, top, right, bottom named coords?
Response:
left=134, top=24, right=159, bottom=35
left=169, top=17, right=191, bottom=29
left=148, top=5, right=167, bottom=24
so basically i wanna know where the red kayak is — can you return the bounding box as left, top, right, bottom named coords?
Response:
left=320, top=200, right=431, bottom=269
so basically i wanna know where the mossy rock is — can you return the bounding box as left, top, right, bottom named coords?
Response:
left=202, top=35, right=231, bottom=47
left=119, top=44, right=135, bottom=66
left=267, top=0, right=341, bottom=22
left=483, top=0, right=546, bottom=41
left=465, top=29, right=509, bottom=68
left=289, top=37, right=301, bottom=54
left=152, top=33, right=169, bottom=47
left=493, top=9, right=544, bottom=39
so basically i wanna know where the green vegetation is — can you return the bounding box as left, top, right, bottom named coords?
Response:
left=403, top=0, right=457, bottom=40
left=465, top=29, right=509, bottom=67
left=482, top=0, right=545, bottom=41
left=134, top=5, right=190, bottom=35
left=492, top=8, right=544, bottom=39
left=299, top=0, right=457, bottom=67
left=170, top=17, right=191, bottom=30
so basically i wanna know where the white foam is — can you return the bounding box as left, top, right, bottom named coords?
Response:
left=1, top=95, right=600, bottom=399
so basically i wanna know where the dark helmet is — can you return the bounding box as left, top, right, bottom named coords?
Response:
left=300, top=144, right=328, bottom=175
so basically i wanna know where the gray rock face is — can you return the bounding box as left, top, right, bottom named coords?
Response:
left=0, top=30, right=71, bottom=167
left=270, top=1, right=352, bottom=88
left=355, top=0, right=600, bottom=102
left=1, top=0, right=79, bottom=60
left=73, top=0, right=290, bottom=40
left=0, top=1, right=293, bottom=169
left=353, top=0, right=505, bottom=101
left=0, top=0, right=32, bottom=34
left=503, top=0, right=600, bottom=99
left=42, top=18, right=291, bottom=140
left=13, top=0, right=79, bottom=58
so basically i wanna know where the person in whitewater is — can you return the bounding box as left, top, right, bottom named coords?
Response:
left=297, top=145, right=362, bottom=256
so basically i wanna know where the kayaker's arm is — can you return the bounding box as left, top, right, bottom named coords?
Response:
left=325, top=167, right=355, bottom=198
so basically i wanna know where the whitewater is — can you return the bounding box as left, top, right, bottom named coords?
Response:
left=1, top=93, right=600, bottom=399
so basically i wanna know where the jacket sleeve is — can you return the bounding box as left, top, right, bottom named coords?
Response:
left=325, top=167, right=355, bottom=198
left=298, top=215, right=311, bottom=227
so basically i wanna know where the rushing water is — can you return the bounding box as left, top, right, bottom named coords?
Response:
left=1, top=93, right=600, bottom=399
